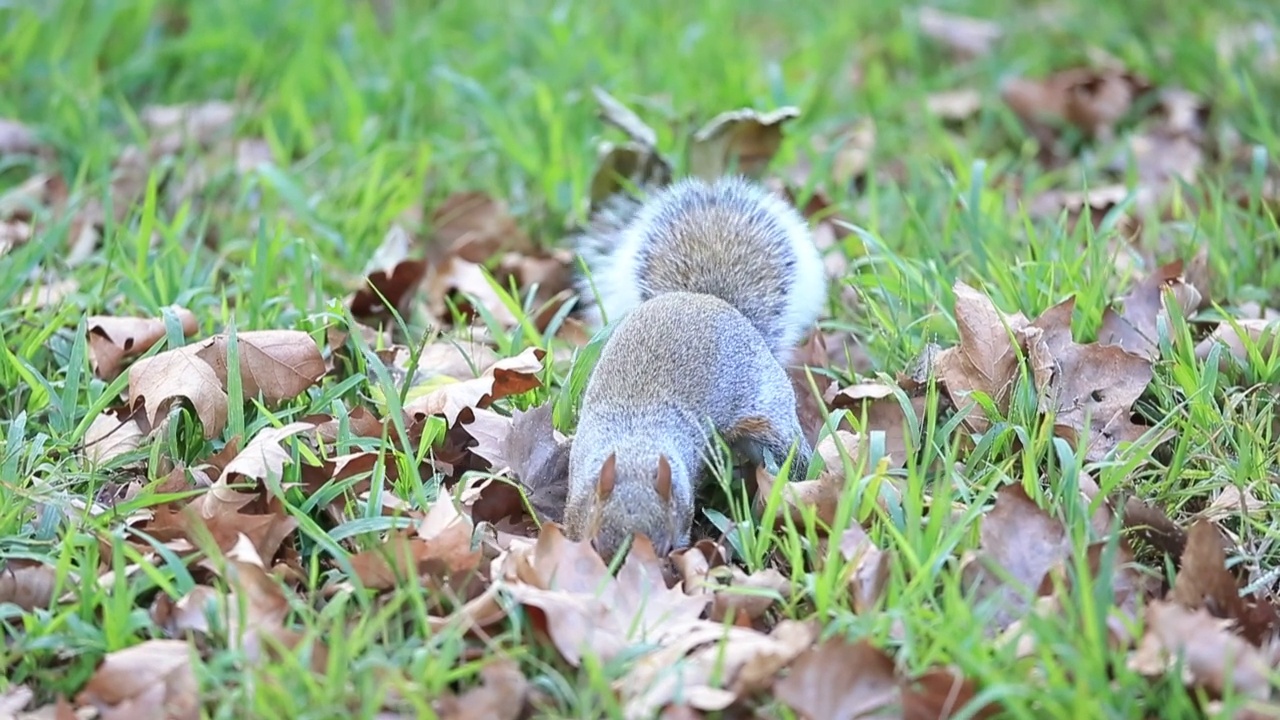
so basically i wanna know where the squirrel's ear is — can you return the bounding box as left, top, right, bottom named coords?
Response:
left=654, top=455, right=672, bottom=503
left=597, top=453, right=617, bottom=501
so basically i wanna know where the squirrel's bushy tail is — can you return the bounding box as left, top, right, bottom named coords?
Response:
left=571, top=176, right=826, bottom=362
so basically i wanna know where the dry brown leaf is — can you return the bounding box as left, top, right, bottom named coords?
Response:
left=688, top=106, right=801, bottom=180
left=926, top=89, right=983, bottom=122
left=839, top=525, right=891, bottom=614
left=1024, top=297, right=1156, bottom=462
left=350, top=224, right=428, bottom=320
left=433, top=191, right=530, bottom=262
left=0, top=560, right=57, bottom=611
left=1129, top=601, right=1272, bottom=700
left=127, top=345, right=229, bottom=439
left=826, top=381, right=926, bottom=470
left=435, top=658, right=529, bottom=720
left=960, top=483, right=1071, bottom=633
left=1200, top=485, right=1266, bottom=522
left=1002, top=66, right=1152, bottom=141
left=431, top=257, right=520, bottom=329
left=1195, top=319, right=1280, bottom=367
left=377, top=338, right=500, bottom=388
left=87, top=306, right=199, bottom=380
left=701, top=565, right=790, bottom=624
left=1121, top=496, right=1188, bottom=562
left=404, top=346, right=545, bottom=427
left=221, top=421, right=316, bottom=483
left=622, top=619, right=816, bottom=718
left=1099, top=259, right=1201, bottom=360
left=756, top=430, right=868, bottom=532
left=774, top=635, right=900, bottom=720
left=83, top=406, right=147, bottom=465
left=76, top=639, right=200, bottom=720
left=191, top=330, right=326, bottom=405
left=934, top=282, right=1029, bottom=432
left=498, top=527, right=709, bottom=667
left=917, top=8, right=1001, bottom=60
left=1171, top=520, right=1278, bottom=645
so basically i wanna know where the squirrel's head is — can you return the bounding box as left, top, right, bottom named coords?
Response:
left=581, top=452, right=691, bottom=560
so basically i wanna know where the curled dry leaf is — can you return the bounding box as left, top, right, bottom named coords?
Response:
left=349, top=490, right=483, bottom=592
left=0, top=685, right=33, bottom=715
left=933, top=282, right=1029, bottom=432
left=435, top=658, right=529, bottom=720
left=76, top=639, right=200, bottom=720
left=83, top=405, right=147, bottom=465
left=141, top=100, right=238, bottom=154
left=495, top=403, right=570, bottom=523
left=755, top=430, right=871, bottom=532
left=688, top=105, right=800, bottom=180
left=87, top=305, right=199, bottom=379
left=1200, top=485, right=1265, bottom=522
left=960, top=483, right=1071, bottom=633
left=774, top=635, right=900, bottom=720
left=622, top=619, right=816, bottom=718
left=839, top=524, right=891, bottom=614
left=191, top=330, right=327, bottom=405
left=1098, top=259, right=1202, bottom=360
left=1129, top=601, right=1272, bottom=700
left=1195, top=318, right=1280, bottom=367
left=350, top=224, right=427, bottom=320
left=498, top=527, right=708, bottom=667
left=433, top=191, right=530, bottom=262
left=127, top=344, right=229, bottom=439
left=1171, top=520, right=1278, bottom=645
left=825, top=380, right=927, bottom=470
left=586, top=86, right=672, bottom=209
left=917, top=7, right=1001, bottom=60
left=221, top=421, right=317, bottom=484
left=404, top=346, right=545, bottom=427
left=0, top=559, right=58, bottom=611
left=1023, top=297, right=1156, bottom=462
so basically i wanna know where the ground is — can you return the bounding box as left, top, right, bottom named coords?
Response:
left=2, top=0, right=1280, bottom=718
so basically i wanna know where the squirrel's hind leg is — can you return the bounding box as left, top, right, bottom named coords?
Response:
left=726, top=414, right=812, bottom=481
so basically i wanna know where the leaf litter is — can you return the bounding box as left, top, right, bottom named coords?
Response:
left=10, top=24, right=1280, bottom=720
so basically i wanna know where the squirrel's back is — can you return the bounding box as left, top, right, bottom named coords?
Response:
left=573, top=176, right=826, bottom=363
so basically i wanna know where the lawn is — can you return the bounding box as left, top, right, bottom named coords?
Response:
left=2, top=0, right=1280, bottom=718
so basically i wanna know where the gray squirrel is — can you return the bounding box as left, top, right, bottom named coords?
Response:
left=563, top=176, right=828, bottom=558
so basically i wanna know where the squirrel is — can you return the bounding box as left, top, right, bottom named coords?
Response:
left=563, top=175, right=828, bottom=559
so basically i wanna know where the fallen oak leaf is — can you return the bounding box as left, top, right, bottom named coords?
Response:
left=127, top=344, right=229, bottom=439
left=433, top=190, right=531, bottom=262
left=349, top=223, right=427, bottom=320
left=1023, top=297, right=1157, bottom=462
left=404, top=346, right=546, bottom=427
left=434, top=658, right=529, bottom=720
left=466, top=403, right=571, bottom=525
left=1098, top=259, right=1201, bottom=360
left=1128, top=601, right=1273, bottom=700
left=76, top=639, right=200, bottom=720
left=960, top=483, right=1072, bottom=633
left=87, top=305, right=199, bottom=379
left=839, top=524, right=891, bottom=614
left=192, top=329, right=326, bottom=405
left=688, top=105, right=801, bottom=180
left=498, top=527, right=708, bottom=667
left=933, top=282, right=1029, bottom=432
left=622, top=619, right=816, bottom=718
left=773, top=635, right=901, bottom=720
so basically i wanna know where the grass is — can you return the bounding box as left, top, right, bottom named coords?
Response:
left=2, top=0, right=1280, bottom=718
